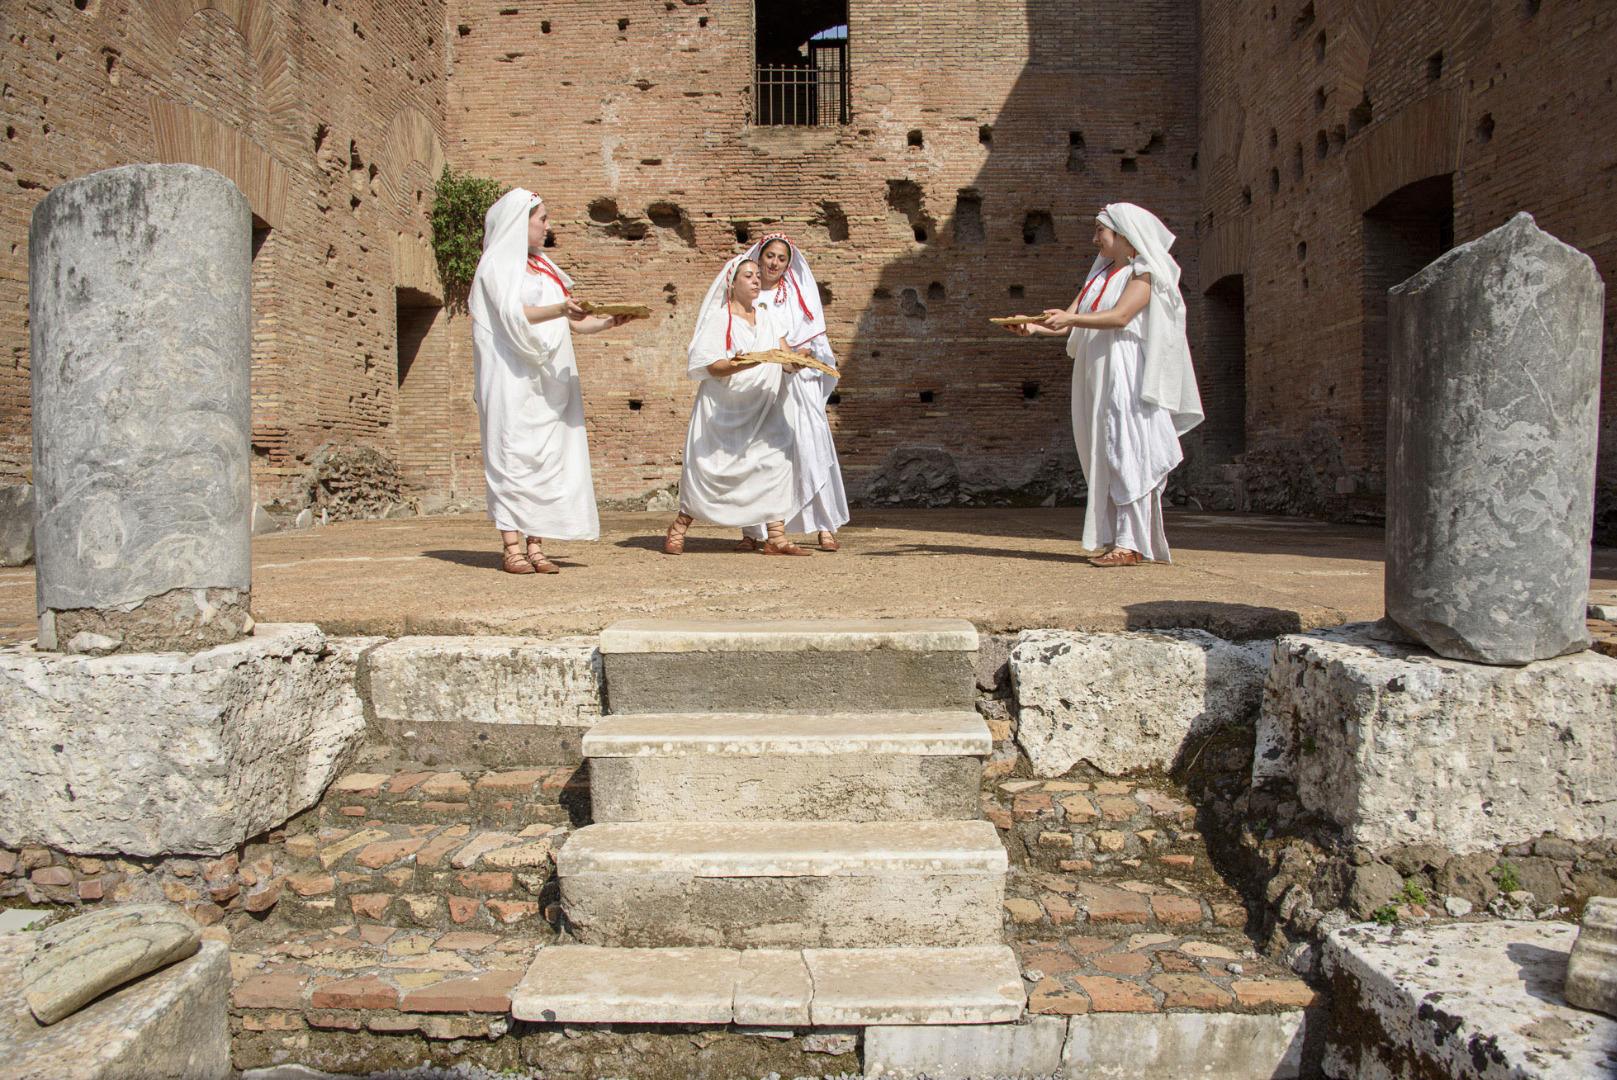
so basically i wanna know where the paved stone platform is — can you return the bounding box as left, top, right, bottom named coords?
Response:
left=0, top=509, right=1426, bottom=644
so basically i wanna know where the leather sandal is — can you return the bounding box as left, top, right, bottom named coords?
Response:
left=663, top=512, right=692, bottom=555
left=1090, top=547, right=1144, bottom=567
left=526, top=537, right=561, bottom=575
left=501, top=540, right=537, bottom=575
left=735, top=536, right=761, bottom=553
left=817, top=531, right=839, bottom=552
left=762, top=524, right=812, bottom=556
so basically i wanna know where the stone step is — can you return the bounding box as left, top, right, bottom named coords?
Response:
left=585, top=711, right=990, bottom=822
left=559, top=820, right=1007, bottom=948
left=312, top=766, right=583, bottom=829
left=510, top=944, right=1025, bottom=1026
left=598, top=618, right=979, bottom=713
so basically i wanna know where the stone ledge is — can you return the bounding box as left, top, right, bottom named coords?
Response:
left=598, top=618, right=979, bottom=654
left=364, top=635, right=603, bottom=728
left=1255, top=622, right=1617, bottom=853
left=582, top=711, right=991, bottom=758
left=1322, top=920, right=1614, bottom=1079
left=510, top=945, right=1023, bottom=1026
left=0, top=624, right=366, bottom=856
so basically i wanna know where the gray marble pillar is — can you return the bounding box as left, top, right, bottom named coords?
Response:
left=30, top=165, right=252, bottom=653
left=1385, top=212, right=1602, bottom=665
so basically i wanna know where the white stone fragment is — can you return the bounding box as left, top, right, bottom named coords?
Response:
left=1010, top=628, right=1269, bottom=776
left=1254, top=623, right=1617, bottom=853
left=365, top=635, right=603, bottom=727
left=864, top=1016, right=1067, bottom=1079
left=1063, top=1012, right=1308, bottom=1078
left=805, top=946, right=1024, bottom=1026
left=1322, top=920, right=1615, bottom=1079
left=0, top=624, right=366, bottom=856
left=510, top=946, right=738, bottom=1024
left=599, top=618, right=978, bottom=654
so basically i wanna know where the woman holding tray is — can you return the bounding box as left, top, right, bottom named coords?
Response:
left=1005, top=203, right=1202, bottom=566
left=734, top=233, right=850, bottom=552
left=663, top=255, right=813, bottom=556
left=470, top=189, right=629, bottom=574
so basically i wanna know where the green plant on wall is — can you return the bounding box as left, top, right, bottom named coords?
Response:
left=430, top=166, right=506, bottom=306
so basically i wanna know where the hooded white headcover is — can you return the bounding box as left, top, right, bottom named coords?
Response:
left=469, top=188, right=575, bottom=369
left=686, top=253, right=754, bottom=379
left=1082, top=203, right=1203, bottom=435
left=743, top=233, right=833, bottom=364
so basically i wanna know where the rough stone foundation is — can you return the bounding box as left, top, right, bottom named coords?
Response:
left=41, top=587, right=253, bottom=655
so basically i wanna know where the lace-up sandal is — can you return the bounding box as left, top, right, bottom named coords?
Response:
left=817, top=531, right=840, bottom=552
left=526, top=537, right=561, bottom=574
left=663, top=512, right=693, bottom=555
left=502, top=540, right=537, bottom=574
left=762, top=523, right=813, bottom=556
left=1090, top=547, right=1144, bottom=567
left=735, top=536, right=761, bottom=552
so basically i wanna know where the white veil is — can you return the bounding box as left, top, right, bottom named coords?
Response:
left=744, top=233, right=833, bottom=364
left=468, top=188, right=574, bottom=369
left=1082, top=203, right=1203, bottom=434
left=686, top=253, right=752, bottom=379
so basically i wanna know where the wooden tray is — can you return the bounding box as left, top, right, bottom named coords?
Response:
left=734, top=348, right=841, bottom=379
left=989, top=315, right=1045, bottom=325
left=576, top=301, right=652, bottom=320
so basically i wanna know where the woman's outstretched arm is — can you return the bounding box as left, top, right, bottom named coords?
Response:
left=1039, top=275, right=1152, bottom=332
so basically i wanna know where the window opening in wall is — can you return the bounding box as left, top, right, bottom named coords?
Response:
left=1200, top=274, right=1249, bottom=469
left=1361, top=174, right=1454, bottom=492
left=754, top=1, right=848, bottom=125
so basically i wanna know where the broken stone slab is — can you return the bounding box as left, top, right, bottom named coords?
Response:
left=1565, top=896, right=1617, bottom=1018
left=1322, top=920, right=1614, bottom=1079
left=585, top=711, right=988, bottom=822
left=0, top=934, right=229, bottom=1079
left=30, top=164, right=252, bottom=652
left=21, top=904, right=200, bottom=1024
left=863, top=1016, right=1067, bottom=1079
left=806, top=946, right=1025, bottom=1026
left=1254, top=623, right=1617, bottom=854
left=364, top=635, right=602, bottom=766
left=1386, top=212, right=1602, bottom=665
left=1011, top=628, right=1269, bottom=776
left=1062, top=1012, right=1311, bottom=1079
left=599, top=619, right=978, bottom=714
left=735, top=949, right=813, bottom=1027
left=0, top=624, right=367, bottom=856
left=511, top=946, right=738, bottom=1024
left=0, top=483, right=34, bottom=567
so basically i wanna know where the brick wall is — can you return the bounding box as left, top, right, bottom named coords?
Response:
left=1198, top=0, right=1617, bottom=530
left=0, top=0, right=458, bottom=507
left=448, top=0, right=1200, bottom=504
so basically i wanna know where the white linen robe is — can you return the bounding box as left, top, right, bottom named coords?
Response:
left=743, top=296, right=850, bottom=538
left=472, top=269, right=600, bottom=540
left=1068, top=260, right=1184, bottom=561
left=679, top=312, right=797, bottom=527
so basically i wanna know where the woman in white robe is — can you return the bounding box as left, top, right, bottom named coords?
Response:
left=663, top=255, right=813, bottom=556
left=469, top=188, right=627, bottom=574
left=1008, top=203, right=1203, bottom=565
left=735, top=233, right=850, bottom=552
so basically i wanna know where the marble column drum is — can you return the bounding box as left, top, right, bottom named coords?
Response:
left=1385, top=212, right=1603, bottom=665
left=29, top=165, right=252, bottom=652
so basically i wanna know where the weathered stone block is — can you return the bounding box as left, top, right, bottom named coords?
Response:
left=0, top=935, right=229, bottom=1079
left=1011, top=629, right=1269, bottom=776
left=1255, top=624, right=1617, bottom=854
left=0, top=483, right=33, bottom=567
left=1322, top=921, right=1613, bottom=1079
left=864, top=1016, right=1067, bottom=1078
left=1566, top=896, right=1617, bottom=1018
left=1386, top=213, right=1603, bottom=665
left=0, top=624, right=366, bottom=856
left=364, top=635, right=601, bottom=764
left=1063, top=1012, right=1311, bottom=1079
left=30, top=164, right=252, bottom=651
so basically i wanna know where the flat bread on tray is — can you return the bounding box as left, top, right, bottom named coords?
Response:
left=733, top=348, right=841, bottom=379
left=576, top=301, right=652, bottom=320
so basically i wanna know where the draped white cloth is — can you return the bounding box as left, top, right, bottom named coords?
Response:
left=741, top=235, right=849, bottom=538
left=678, top=256, right=798, bottom=527
left=468, top=188, right=599, bottom=540
left=1066, top=249, right=1186, bottom=562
